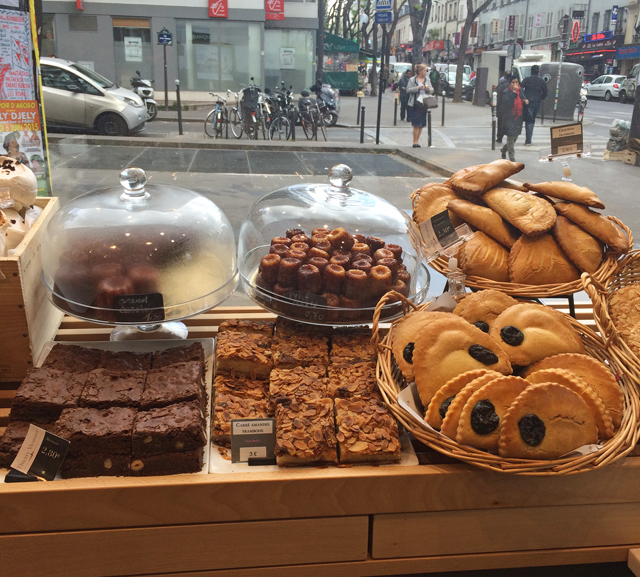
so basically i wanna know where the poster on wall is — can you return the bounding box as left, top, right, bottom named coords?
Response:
left=280, top=47, right=295, bottom=69
left=124, top=37, right=143, bottom=62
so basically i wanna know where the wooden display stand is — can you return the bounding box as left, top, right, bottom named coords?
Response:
left=1, top=306, right=640, bottom=577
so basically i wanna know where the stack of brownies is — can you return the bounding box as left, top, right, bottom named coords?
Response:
left=213, top=317, right=402, bottom=466
left=0, top=343, right=207, bottom=478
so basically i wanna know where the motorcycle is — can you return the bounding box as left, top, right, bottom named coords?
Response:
left=309, top=83, right=339, bottom=126
left=131, top=70, right=158, bottom=121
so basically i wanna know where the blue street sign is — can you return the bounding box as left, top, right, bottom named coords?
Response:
left=157, top=28, right=173, bottom=46
left=375, top=11, right=392, bottom=23
left=375, top=0, right=391, bottom=10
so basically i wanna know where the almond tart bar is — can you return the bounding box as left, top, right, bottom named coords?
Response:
left=214, top=374, right=268, bottom=402
left=327, top=361, right=379, bottom=399
left=272, top=334, right=329, bottom=369
left=269, top=365, right=328, bottom=413
left=216, top=331, right=273, bottom=380
left=219, top=319, right=275, bottom=336
left=212, top=393, right=270, bottom=447
left=275, top=398, right=337, bottom=466
left=330, top=329, right=377, bottom=363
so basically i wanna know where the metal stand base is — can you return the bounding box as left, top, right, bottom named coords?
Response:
left=110, top=321, right=189, bottom=341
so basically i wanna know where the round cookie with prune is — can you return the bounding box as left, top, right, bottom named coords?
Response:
left=456, top=376, right=530, bottom=451
left=522, top=353, right=623, bottom=429
left=498, top=383, right=598, bottom=460
left=412, top=316, right=512, bottom=408
left=489, top=303, right=585, bottom=367
left=453, top=289, right=518, bottom=334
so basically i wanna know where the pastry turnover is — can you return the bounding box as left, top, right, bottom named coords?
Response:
left=524, top=181, right=605, bottom=210
left=447, top=199, right=520, bottom=248
left=498, top=383, right=598, bottom=460
left=508, top=234, right=580, bottom=285
left=412, top=183, right=464, bottom=228
left=483, top=188, right=556, bottom=236
left=458, top=232, right=510, bottom=282
left=553, top=215, right=604, bottom=274
left=450, top=160, right=525, bottom=196
left=453, top=289, right=518, bottom=333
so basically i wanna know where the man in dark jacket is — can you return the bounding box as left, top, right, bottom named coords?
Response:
left=398, top=69, right=413, bottom=122
left=500, top=77, right=529, bottom=161
left=521, top=64, right=548, bottom=145
left=495, top=71, right=512, bottom=143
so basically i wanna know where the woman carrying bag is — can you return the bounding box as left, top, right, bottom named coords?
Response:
left=499, top=77, right=529, bottom=161
left=406, top=63, right=434, bottom=148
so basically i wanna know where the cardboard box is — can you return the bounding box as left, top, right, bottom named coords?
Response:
left=0, top=197, right=63, bottom=381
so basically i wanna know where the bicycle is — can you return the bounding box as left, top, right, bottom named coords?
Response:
left=267, top=84, right=293, bottom=141
left=227, top=90, right=244, bottom=139
left=204, top=92, right=228, bottom=138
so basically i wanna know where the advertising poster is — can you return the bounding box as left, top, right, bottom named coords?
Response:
left=124, top=37, right=143, bottom=62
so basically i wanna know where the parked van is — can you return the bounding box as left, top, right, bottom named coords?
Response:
left=479, top=50, right=551, bottom=90
left=434, top=63, right=472, bottom=76
left=619, top=63, right=640, bottom=103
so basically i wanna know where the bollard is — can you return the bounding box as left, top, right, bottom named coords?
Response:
left=290, top=107, right=297, bottom=141
left=427, top=110, right=432, bottom=147
left=360, top=106, right=366, bottom=144
left=491, top=91, right=497, bottom=151
left=441, top=90, right=446, bottom=127
left=394, top=97, right=398, bottom=126
left=175, top=80, right=183, bottom=136
left=540, top=104, right=544, bottom=125
left=356, top=97, right=362, bottom=125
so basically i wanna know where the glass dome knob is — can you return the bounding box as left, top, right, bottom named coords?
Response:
left=120, top=167, right=147, bottom=197
left=328, top=164, right=353, bottom=188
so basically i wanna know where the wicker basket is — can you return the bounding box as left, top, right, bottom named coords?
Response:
left=425, top=216, right=632, bottom=298
left=583, top=250, right=640, bottom=384
left=372, top=291, right=640, bottom=475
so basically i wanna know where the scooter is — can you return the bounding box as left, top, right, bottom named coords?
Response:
left=131, top=70, right=158, bottom=121
left=310, top=83, right=339, bottom=126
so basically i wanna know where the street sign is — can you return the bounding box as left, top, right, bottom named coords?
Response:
left=375, top=11, right=392, bottom=23
left=558, top=15, right=573, bottom=39
left=157, top=28, right=173, bottom=46
left=507, top=42, right=522, bottom=59
left=445, top=39, right=453, bottom=51
left=375, top=0, right=391, bottom=10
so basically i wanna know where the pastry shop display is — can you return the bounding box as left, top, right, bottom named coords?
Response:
left=238, top=164, right=429, bottom=325
left=482, top=187, right=557, bottom=237
left=457, top=231, right=510, bottom=283
left=213, top=393, right=270, bottom=447
left=553, top=216, right=604, bottom=274
left=452, top=290, right=517, bottom=332
left=508, top=234, right=580, bottom=285
left=449, top=160, right=524, bottom=196
left=268, top=365, right=328, bottom=413
left=215, top=331, right=273, bottom=380
left=411, top=182, right=464, bottom=228
left=447, top=198, right=520, bottom=248
left=327, top=362, right=378, bottom=399
left=41, top=168, right=238, bottom=337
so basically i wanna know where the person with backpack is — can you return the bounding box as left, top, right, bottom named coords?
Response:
left=520, top=64, right=548, bottom=145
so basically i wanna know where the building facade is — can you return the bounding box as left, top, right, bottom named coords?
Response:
left=41, top=0, right=318, bottom=98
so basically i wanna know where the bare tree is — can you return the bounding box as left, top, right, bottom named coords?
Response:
left=408, top=0, right=432, bottom=66
left=453, top=0, right=492, bottom=102
left=381, top=0, right=407, bottom=68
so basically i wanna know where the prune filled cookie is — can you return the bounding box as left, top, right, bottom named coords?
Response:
left=489, top=303, right=585, bottom=367
left=390, top=311, right=452, bottom=382
left=499, top=383, right=598, bottom=460
left=439, top=373, right=506, bottom=440
left=522, top=353, right=623, bottom=429
left=525, top=369, right=614, bottom=439
left=453, top=289, right=518, bottom=333
left=413, top=316, right=512, bottom=407
left=456, top=376, right=531, bottom=451
left=425, top=369, right=501, bottom=430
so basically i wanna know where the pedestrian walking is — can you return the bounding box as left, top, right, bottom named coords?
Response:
left=500, top=77, right=529, bottom=161
left=495, top=70, right=512, bottom=143
left=406, top=63, right=434, bottom=148
left=429, top=64, right=439, bottom=90
left=382, top=65, right=390, bottom=92
left=398, top=69, right=413, bottom=123
left=520, top=64, right=548, bottom=146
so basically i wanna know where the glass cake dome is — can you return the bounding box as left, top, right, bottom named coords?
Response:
left=238, top=164, right=429, bottom=325
left=42, top=168, right=238, bottom=339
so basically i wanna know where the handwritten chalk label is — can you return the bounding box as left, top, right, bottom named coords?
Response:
left=113, top=292, right=165, bottom=323
left=230, top=419, right=276, bottom=464
left=283, top=290, right=328, bottom=307
left=11, top=425, right=70, bottom=481
left=419, top=210, right=459, bottom=258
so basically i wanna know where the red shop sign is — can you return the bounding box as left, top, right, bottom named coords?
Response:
left=266, top=0, right=284, bottom=21
left=209, top=0, right=228, bottom=18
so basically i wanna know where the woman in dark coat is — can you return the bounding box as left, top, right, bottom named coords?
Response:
left=499, top=77, right=528, bottom=161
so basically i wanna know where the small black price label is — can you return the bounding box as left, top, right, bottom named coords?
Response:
left=419, top=210, right=459, bottom=257
left=113, top=293, right=165, bottom=323
left=11, top=425, right=70, bottom=481
left=230, top=419, right=276, bottom=464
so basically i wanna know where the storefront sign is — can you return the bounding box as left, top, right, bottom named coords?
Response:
left=471, top=22, right=477, bottom=37
left=192, top=32, right=210, bottom=44
left=454, top=32, right=460, bottom=45
left=124, top=37, right=143, bottom=62
left=550, top=122, right=583, bottom=155
left=492, top=19, right=499, bottom=35
left=231, top=419, right=276, bottom=464
left=535, top=13, right=544, bottom=28
left=76, top=0, right=83, bottom=10
left=508, top=15, right=516, bottom=32
left=266, top=0, right=284, bottom=21
left=584, top=31, right=613, bottom=43
left=427, top=40, right=445, bottom=50
left=209, top=0, right=228, bottom=18
left=617, top=45, right=640, bottom=59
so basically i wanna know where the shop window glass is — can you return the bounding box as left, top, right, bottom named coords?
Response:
left=176, top=21, right=261, bottom=92
left=264, top=29, right=314, bottom=92
left=603, top=10, right=611, bottom=31
left=591, top=12, right=599, bottom=34
left=42, top=14, right=56, bottom=58
left=69, top=15, right=98, bottom=32
left=113, top=22, right=154, bottom=89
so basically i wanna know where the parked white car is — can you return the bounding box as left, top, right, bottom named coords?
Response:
left=586, top=75, right=627, bottom=101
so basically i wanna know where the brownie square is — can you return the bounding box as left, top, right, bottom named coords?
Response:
left=218, top=319, right=274, bottom=336
left=98, top=350, right=152, bottom=372
left=269, top=365, right=328, bottom=413
left=212, top=393, right=269, bottom=447
left=129, top=448, right=204, bottom=476
left=327, top=362, right=379, bottom=399
left=214, top=374, right=268, bottom=402
left=42, top=344, right=102, bottom=374
left=79, top=369, right=147, bottom=408
left=140, top=361, right=204, bottom=411
left=215, top=331, right=273, bottom=380
left=60, top=453, right=131, bottom=478
left=0, top=421, right=55, bottom=467
left=11, top=368, right=88, bottom=423
left=133, top=401, right=206, bottom=456
left=53, top=407, right=136, bottom=456
left=330, top=329, right=376, bottom=363
left=275, top=398, right=337, bottom=466
left=272, top=334, right=329, bottom=369
left=152, top=343, right=205, bottom=372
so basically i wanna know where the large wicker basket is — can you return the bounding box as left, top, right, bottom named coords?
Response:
left=372, top=291, right=640, bottom=475
left=583, top=250, right=640, bottom=384
left=425, top=216, right=632, bottom=298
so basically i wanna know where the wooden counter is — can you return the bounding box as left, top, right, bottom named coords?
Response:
left=1, top=306, right=639, bottom=577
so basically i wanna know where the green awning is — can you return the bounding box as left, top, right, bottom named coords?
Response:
left=324, top=32, right=359, bottom=53
left=323, top=71, right=359, bottom=90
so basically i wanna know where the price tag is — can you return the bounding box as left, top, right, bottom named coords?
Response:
left=113, top=293, right=165, bottom=323
left=11, top=425, right=70, bottom=481
left=550, top=122, right=583, bottom=156
left=230, top=419, right=276, bottom=464
left=419, top=210, right=459, bottom=258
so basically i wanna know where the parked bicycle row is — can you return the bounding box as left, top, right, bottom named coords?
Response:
left=204, top=80, right=340, bottom=142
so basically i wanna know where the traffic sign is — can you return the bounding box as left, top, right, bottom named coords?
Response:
left=157, top=28, right=173, bottom=46
left=375, top=10, right=392, bottom=23
left=571, top=20, right=580, bottom=43
left=507, top=42, right=522, bottom=59
left=375, top=0, right=391, bottom=10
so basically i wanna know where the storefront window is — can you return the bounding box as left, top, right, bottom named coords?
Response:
left=113, top=19, right=154, bottom=89
left=176, top=21, right=261, bottom=92
left=42, top=14, right=56, bottom=58
left=264, top=29, right=314, bottom=92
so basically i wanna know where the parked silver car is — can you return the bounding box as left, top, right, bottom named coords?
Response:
left=40, top=57, right=146, bottom=136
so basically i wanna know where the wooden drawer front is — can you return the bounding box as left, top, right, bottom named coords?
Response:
left=1, top=516, right=369, bottom=577
left=372, top=503, right=640, bottom=559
